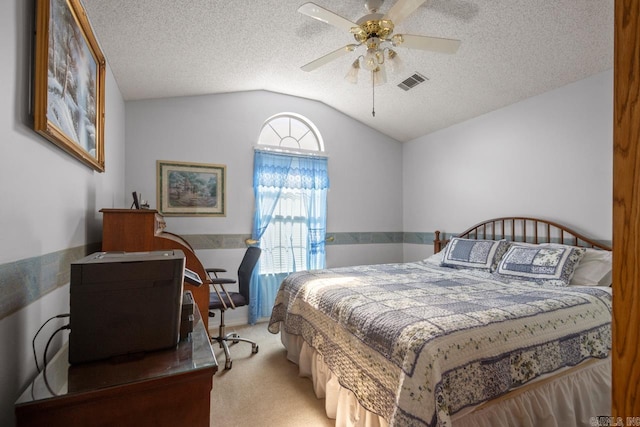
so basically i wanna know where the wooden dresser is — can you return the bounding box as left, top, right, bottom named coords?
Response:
left=15, top=304, right=217, bottom=427
left=99, top=208, right=210, bottom=328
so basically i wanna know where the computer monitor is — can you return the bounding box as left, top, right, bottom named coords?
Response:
left=69, top=250, right=186, bottom=364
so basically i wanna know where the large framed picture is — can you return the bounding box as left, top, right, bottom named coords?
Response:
left=157, top=161, right=226, bottom=217
left=33, top=0, right=106, bottom=172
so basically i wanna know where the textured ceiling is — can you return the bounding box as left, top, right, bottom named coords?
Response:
left=81, top=0, right=614, bottom=142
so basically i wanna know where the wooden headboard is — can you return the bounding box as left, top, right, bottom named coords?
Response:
left=433, top=217, right=611, bottom=253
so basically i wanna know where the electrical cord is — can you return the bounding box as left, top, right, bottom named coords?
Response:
left=32, top=314, right=69, bottom=373
left=42, top=324, right=70, bottom=397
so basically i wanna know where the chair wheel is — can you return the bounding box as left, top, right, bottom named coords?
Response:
left=225, top=360, right=233, bottom=370
left=252, top=344, right=259, bottom=354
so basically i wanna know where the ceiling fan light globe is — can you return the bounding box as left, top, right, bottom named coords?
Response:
left=372, top=65, right=387, bottom=86
left=386, top=49, right=403, bottom=73
left=363, top=47, right=381, bottom=71
left=345, top=70, right=359, bottom=84
left=344, top=59, right=360, bottom=84
left=364, top=59, right=378, bottom=71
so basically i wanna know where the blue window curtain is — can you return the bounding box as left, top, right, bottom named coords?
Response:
left=249, top=150, right=329, bottom=324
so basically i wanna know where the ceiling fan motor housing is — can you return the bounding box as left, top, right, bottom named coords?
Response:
left=353, top=13, right=394, bottom=43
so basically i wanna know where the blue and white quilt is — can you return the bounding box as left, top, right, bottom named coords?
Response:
left=268, top=261, right=611, bottom=427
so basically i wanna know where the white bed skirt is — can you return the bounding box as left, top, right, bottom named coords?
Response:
left=280, top=330, right=611, bottom=427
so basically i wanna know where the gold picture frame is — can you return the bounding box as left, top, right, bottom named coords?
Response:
left=33, top=0, right=106, bottom=172
left=157, top=160, right=227, bottom=217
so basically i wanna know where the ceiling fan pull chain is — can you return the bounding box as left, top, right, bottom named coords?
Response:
left=372, top=70, right=376, bottom=117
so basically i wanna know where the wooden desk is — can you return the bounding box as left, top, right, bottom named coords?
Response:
left=100, top=208, right=211, bottom=328
left=15, top=305, right=217, bottom=427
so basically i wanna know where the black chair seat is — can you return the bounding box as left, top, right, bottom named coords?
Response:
left=206, top=246, right=261, bottom=370
left=209, top=291, right=246, bottom=310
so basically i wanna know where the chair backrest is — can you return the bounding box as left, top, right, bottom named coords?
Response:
left=237, top=246, right=261, bottom=300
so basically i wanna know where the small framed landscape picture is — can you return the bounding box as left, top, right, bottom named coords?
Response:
left=157, top=160, right=226, bottom=216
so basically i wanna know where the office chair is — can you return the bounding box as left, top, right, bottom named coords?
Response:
left=207, top=246, right=261, bottom=370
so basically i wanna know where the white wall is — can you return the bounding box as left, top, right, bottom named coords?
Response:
left=124, top=90, right=404, bottom=324
left=0, top=1, right=126, bottom=424
left=403, top=70, right=613, bottom=261
left=124, top=90, right=403, bottom=237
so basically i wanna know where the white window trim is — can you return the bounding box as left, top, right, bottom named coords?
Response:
left=257, top=112, right=325, bottom=154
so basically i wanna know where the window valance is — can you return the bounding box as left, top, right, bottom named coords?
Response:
left=253, top=150, right=329, bottom=190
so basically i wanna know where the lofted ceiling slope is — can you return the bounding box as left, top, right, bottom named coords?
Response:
left=81, top=0, right=613, bottom=142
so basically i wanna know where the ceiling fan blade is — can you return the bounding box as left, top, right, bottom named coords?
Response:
left=383, top=0, right=428, bottom=25
left=393, top=34, right=461, bottom=53
left=298, top=2, right=358, bottom=33
left=301, top=44, right=359, bottom=72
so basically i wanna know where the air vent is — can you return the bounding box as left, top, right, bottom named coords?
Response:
left=397, top=73, right=429, bottom=91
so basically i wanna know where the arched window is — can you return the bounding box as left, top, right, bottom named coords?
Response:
left=257, top=113, right=325, bottom=153
left=250, top=113, right=329, bottom=323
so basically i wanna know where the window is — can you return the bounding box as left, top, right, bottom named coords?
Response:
left=259, top=188, right=309, bottom=274
left=257, top=113, right=324, bottom=152
left=256, top=113, right=325, bottom=276
left=249, top=113, right=329, bottom=323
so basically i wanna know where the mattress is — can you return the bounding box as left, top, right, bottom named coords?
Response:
left=268, top=261, right=612, bottom=426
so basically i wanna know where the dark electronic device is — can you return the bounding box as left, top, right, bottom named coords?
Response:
left=130, top=191, right=140, bottom=209
left=69, top=250, right=186, bottom=364
left=184, top=267, right=203, bottom=286
left=180, top=290, right=195, bottom=340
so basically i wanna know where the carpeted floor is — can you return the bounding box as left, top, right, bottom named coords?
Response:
left=208, top=322, right=334, bottom=426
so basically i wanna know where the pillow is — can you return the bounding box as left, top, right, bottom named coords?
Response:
left=597, top=271, right=613, bottom=287
left=508, top=241, right=542, bottom=247
left=494, top=244, right=586, bottom=286
left=441, top=238, right=510, bottom=272
left=424, top=248, right=445, bottom=265
left=424, top=240, right=451, bottom=265
left=570, top=248, right=612, bottom=286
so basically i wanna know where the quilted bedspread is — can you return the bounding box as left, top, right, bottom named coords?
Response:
left=268, top=261, right=611, bottom=427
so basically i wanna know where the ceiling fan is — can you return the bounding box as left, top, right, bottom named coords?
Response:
left=298, top=0, right=461, bottom=75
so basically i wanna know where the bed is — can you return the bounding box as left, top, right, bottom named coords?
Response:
left=268, top=217, right=612, bottom=427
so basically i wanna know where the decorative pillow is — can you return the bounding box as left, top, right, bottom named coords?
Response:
left=441, top=238, right=510, bottom=272
left=569, top=248, right=612, bottom=286
left=424, top=248, right=446, bottom=265
left=495, top=244, right=586, bottom=286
